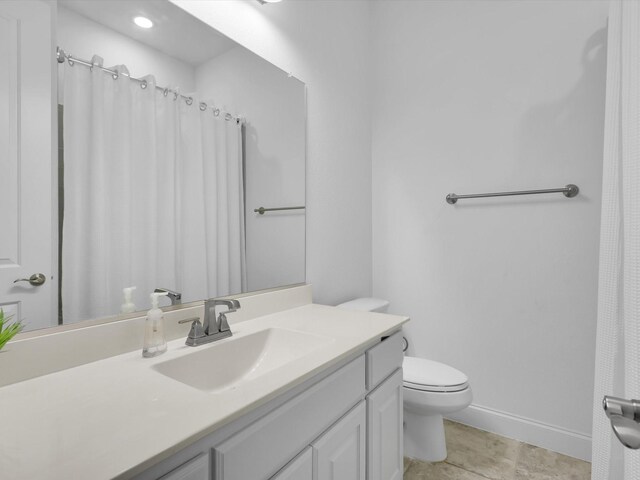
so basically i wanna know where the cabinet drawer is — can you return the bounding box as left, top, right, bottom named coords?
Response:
left=366, top=331, right=403, bottom=390
left=214, top=355, right=365, bottom=480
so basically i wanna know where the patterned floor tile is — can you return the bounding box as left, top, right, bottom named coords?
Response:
left=405, top=459, right=490, bottom=480
left=404, top=456, right=414, bottom=474
left=444, top=420, right=519, bottom=480
left=514, top=443, right=591, bottom=480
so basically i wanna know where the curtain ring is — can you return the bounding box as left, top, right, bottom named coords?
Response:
left=213, top=108, right=220, bottom=117
left=199, top=102, right=207, bottom=111
left=173, top=92, right=179, bottom=101
left=163, top=88, right=169, bottom=97
left=140, top=79, right=148, bottom=89
left=186, top=97, right=193, bottom=106
left=67, top=56, right=75, bottom=67
left=225, top=112, right=232, bottom=121
left=112, top=71, right=119, bottom=80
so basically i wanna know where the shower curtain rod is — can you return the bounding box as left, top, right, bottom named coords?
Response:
left=56, top=46, right=244, bottom=124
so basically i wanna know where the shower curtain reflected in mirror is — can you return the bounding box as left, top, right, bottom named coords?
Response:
left=61, top=56, right=246, bottom=324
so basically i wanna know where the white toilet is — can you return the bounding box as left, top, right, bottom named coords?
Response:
left=336, top=297, right=473, bottom=462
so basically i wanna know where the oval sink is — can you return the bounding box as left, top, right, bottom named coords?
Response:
left=152, top=327, right=335, bottom=393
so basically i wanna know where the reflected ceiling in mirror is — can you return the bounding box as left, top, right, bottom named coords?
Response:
left=3, top=0, right=305, bottom=333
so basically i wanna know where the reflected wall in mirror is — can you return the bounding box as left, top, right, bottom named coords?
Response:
left=1, top=0, right=305, bottom=332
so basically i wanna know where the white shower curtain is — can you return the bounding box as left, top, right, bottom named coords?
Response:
left=62, top=57, right=246, bottom=323
left=592, top=2, right=640, bottom=478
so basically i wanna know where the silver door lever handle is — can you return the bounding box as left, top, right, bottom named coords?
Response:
left=13, top=273, right=46, bottom=286
left=604, top=395, right=640, bottom=449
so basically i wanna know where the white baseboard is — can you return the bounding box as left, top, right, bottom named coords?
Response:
left=446, top=404, right=592, bottom=462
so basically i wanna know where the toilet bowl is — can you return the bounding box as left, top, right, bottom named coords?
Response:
left=402, top=356, right=472, bottom=461
left=336, top=297, right=473, bottom=462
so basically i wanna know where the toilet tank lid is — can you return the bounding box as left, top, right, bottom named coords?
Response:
left=336, top=297, right=389, bottom=312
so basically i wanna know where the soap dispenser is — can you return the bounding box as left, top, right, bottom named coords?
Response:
left=143, top=291, right=168, bottom=358
left=121, top=286, right=137, bottom=314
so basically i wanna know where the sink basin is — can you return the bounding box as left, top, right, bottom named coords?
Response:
left=152, top=327, right=335, bottom=393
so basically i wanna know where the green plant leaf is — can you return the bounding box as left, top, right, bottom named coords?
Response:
left=0, top=308, right=23, bottom=351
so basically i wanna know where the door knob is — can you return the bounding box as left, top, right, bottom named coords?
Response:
left=13, top=273, right=46, bottom=286
left=604, top=395, right=640, bottom=449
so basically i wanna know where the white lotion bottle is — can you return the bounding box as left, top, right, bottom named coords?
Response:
left=121, top=286, right=137, bottom=313
left=143, top=291, right=168, bottom=358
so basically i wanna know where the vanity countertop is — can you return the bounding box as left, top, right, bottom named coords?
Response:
left=0, top=304, right=407, bottom=480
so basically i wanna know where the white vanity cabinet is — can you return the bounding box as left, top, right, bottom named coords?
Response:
left=135, top=331, right=403, bottom=480
left=213, top=356, right=366, bottom=480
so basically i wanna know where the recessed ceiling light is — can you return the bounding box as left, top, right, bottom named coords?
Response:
left=133, top=16, right=153, bottom=29
left=257, top=0, right=282, bottom=4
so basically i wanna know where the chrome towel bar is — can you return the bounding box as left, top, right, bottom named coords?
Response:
left=254, top=206, right=305, bottom=215
left=445, top=184, right=579, bottom=205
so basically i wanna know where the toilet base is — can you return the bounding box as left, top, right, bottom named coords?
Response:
left=403, top=410, right=447, bottom=462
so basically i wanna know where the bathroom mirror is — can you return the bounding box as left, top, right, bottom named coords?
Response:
left=1, top=0, right=305, bottom=332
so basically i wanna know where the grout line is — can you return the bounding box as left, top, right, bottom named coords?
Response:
left=442, top=458, right=493, bottom=480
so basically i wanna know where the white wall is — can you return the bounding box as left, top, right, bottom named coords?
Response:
left=172, top=0, right=373, bottom=306
left=196, top=47, right=306, bottom=292
left=175, top=0, right=607, bottom=459
left=371, top=0, right=608, bottom=460
left=57, top=6, right=195, bottom=93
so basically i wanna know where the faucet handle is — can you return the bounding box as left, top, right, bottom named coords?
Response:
left=218, top=313, right=231, bottom=333
left=179, top=317, right=206, bottom=341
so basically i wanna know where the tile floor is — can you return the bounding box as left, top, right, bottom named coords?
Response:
left=403, top=420, right=591, bottom=480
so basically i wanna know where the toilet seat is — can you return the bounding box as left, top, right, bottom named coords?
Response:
left=403, top=356, right=469, bottom=393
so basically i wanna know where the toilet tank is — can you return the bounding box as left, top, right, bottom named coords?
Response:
left=336, top=297, right=389, bottom=313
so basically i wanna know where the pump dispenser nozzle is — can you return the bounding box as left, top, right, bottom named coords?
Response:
left=150, top=291, right=168, bottom=309
left=121, top=286, right=137, bottom=313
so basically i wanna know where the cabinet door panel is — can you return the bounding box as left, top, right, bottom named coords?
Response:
left=312, top=402, right=366, bottom=480
left=367, top=369, right=403, bottom=480
left=271, top=448, right=312, bottom=480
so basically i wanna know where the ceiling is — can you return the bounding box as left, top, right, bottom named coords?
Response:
left=59, top=0, right=238, bottom=66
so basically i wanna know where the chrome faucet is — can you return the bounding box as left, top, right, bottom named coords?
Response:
left=179, top=298, right=240, bottom=347
left=154, top=288, right=182, bottom=306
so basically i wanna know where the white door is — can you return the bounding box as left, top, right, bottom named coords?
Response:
left=0, top=0, right=55, bottom=332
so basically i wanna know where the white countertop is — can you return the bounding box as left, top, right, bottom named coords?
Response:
left=0, top=304, right=407, bottom=480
